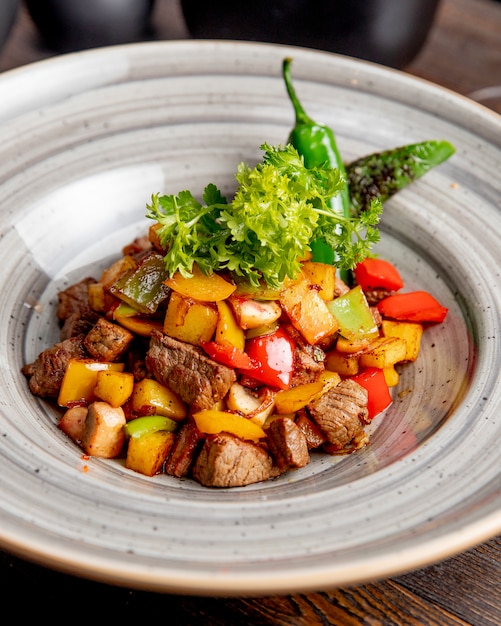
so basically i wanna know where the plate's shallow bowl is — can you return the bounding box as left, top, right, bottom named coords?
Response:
left=0, top=40, right=500, bottom=596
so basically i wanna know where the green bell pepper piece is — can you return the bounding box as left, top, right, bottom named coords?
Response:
left=327, top=285, right=379, bottom=342
left=110, top=251, right=169, bottom=315
left=124, top=415, right=178, bottom=439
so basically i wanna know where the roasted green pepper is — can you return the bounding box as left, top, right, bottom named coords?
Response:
left=282, top=57, right=350, bottom=266
left=109, top=250, right=170, bottom=314
left=346, top=140, right=455, bottom=216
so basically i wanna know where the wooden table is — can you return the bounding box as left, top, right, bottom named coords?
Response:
left=1, top=1, right=500, bottom=623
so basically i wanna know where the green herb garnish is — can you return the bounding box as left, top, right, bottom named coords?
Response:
left=146, top=143, right=382, bottom=289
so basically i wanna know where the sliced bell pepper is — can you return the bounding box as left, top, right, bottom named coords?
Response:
left=351, top=367, right=392, bottom=420
left=377, top=290, right=448, bottom=323
left=327, top=285, right=379, bottom=342
left=109, top=251, right=170, bottom=314
left=200, top=341, right=254, bottom=370
left=354, top=258, right=404, bottom=292
left=245, top=327, right=296, bottom=390
left=124, top=415, right=179, bottom=439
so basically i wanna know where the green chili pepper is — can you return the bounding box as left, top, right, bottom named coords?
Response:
left=282, top=57, right=350, bottom=266
left=346, top=140, right=455, bottom=216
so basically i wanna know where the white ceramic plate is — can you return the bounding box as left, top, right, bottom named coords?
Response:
left=1, top=40, right=500, bottom=596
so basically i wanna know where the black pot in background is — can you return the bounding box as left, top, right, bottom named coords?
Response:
left=24, top=0, right=156, bottom=53
left=0, top=0, right=19, bottom=53
left=180, top=0, right=441, bottom=68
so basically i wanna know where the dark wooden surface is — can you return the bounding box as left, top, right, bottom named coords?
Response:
left=1, top=0, right=501, bottom=623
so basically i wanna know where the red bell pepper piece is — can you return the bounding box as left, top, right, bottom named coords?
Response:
left=377, top=290, right=448, bottom=323
left=354, top=258, right=404, bottom=291
left=351, top=367, right=392, bottom=420
left=245, top=327, right=296, bottom=390
left=200, top=341, right=254, bottom=370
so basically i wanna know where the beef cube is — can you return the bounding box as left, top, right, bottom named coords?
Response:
left=57, top=277, right=99, bottom=323
left=285, top=324, right=326, bottom=387
left=21, top=335, right=88, bottom=398
left=192, top=432, right=276, bottom=488
left=295, top=410, right=327, bottom=449
left=266, top=416, right=310, bottom=470
left=307, top=379, right=369, bottom=453
left=84, top=317, right=134, bottom=361
left=146, top=330, right=236, bottom=411
left=60, top=312, right=95, bottom=341
left=165, top=419, right=204, bottom=478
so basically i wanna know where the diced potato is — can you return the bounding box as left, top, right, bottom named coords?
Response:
left=81, top=401, right=126, bottom=458
left=215, top=300, right=245, bottom=350
left=335, top=337, right=372, bottom=354
left=383, top=365, right=400, bottom=387
left=325, top=349, right=360, bottom=376
left=301, top=261, right=336, bottom=301
left=279, top=278, right=339, bottom=345
left=130, top=378, right=187, bottom=421
left=165, top=263, right=236, bottom=302
left=94, top=370, right=134, bottom=408
left=192, top=409, right=266, bottom=442
left=99, top=255, right=138, bottom=289
left=228, top=296, right=282, bottom=330
left=359, top=336, right=408, bottom=369
left=126, top=429, right=176, bottom=476
left=381, top=320, right=424, bottom=362
left=274, top=372, right=340, bottom=414
left=316, top=370, right=342, bottom=388
left=58, top=359, right=124, bottom=407
left=148, top=222, right=165, bottom=252
left=163, top=291, right=218, bottom=346
left=87, top=282, right=111, bottom=313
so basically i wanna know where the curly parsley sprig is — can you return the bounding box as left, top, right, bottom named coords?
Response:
left=146, top=143, right=382, bottom=289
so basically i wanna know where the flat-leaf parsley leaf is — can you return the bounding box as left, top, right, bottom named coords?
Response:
left=146, top=143, right=382, bottom=289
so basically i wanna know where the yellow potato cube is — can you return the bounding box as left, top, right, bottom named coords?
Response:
left=359, top=336, right=408, bottom=369
left=279, top=278, right=339, bottom=345
left=301, top=261, right=336, bottom=301
left=94, top=370, right=134, bottom=408
left=87, top=282, right=107, bottom=313
left=383, top=365, right=400, bottom=387
left=163, top=291, right=218, bottom=346
left=325, top=349, right=360, bottom=376
left=99, top=255, right=137, bottom=288
left=381, top=320, right=424, bottom=362
left=130, top=378, right=187, bottom=421
left=126, top=430, right=176, bottom=477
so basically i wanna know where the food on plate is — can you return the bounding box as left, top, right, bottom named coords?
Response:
left=21, top=59, right=454, bottom=488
